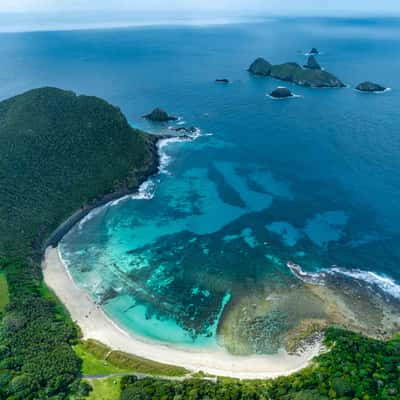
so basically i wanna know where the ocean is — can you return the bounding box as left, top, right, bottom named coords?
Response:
left=2, top=16, right=400, bottom=351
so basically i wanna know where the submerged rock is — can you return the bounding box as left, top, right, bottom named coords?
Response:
left=309, top=47, right=319, bottom=55
left=356, top=81, right=386, bottom=92
left=143, top=108, right=177, bottom=122
left=269, top=87, right=294, bottom=98
left=270, top=62, right=344, bottom=88
left=248, top=57, right=272, bottom=76
left=170, top=126, right=197, bottom=134
left=216, top=78, right=230, bottom=83
left=304, top=55, right=321, bottom=70
left=99, top=287, right=119, bottom=305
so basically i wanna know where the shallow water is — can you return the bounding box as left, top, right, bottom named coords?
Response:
left=2, top=17, right=400, bottom=350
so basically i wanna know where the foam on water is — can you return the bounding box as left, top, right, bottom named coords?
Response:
left=354, top=87, right=392, bottom=94
left=328, top=267, right=400, bottom=300
left=157, top=129, right=202, bottom=174
left=77, top=180, right=156, bottom=230
left=287, top=261, right=400, bottom=300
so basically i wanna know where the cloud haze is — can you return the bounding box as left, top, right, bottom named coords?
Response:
left=1, top=0, right=400, bottom=13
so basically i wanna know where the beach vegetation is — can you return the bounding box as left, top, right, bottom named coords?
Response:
left=75, top=339, right=189, bottom=377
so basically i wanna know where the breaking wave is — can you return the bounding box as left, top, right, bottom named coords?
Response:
left=287, top=261, right=400, bottom=300
left=77, top=127, right=203, bottom=229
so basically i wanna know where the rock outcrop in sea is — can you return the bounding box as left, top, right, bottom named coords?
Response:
left=309, top=48, right=319, bottom=55
left=356, top=81, right=387, bottom=92
left=216, top=78, right=230, bottom=83
left=248, top=57, right=272, bottom=76
left=143, top=108, right=177, bottom=122
left=248, top=58, right=344, bottom=88
left=269, top=87, right=294, bottom=99
left=303, top=55, right=321, bottom=70
left=169, top=126, right=198, bottom=134
left=270, top=62, right=344, bottom=88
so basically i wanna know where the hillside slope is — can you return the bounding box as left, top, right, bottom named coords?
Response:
left=0, top=87, right=157, bottom=257
left=0, top=87, right=158, bottom=400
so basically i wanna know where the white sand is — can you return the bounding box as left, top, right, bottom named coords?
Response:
left=43, top=246, right=321, bottom=379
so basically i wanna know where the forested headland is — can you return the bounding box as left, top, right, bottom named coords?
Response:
left=0, top=87, right=158, bottom=399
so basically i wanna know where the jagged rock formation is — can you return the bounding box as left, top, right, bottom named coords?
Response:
left=143, top=108, right=177, bottom=122
left=304, top=55, right=321, bottom=70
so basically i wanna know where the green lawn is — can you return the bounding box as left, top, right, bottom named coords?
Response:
left=0, top=273, right=9, bottom=313
left=75, top=339, right=188, bottom=377
left=74, top=342, right=131, bottom=375
left=85, top=378, right=121, bottom=400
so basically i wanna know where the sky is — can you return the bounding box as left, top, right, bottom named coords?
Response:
left=1, top=0, right=399, bottom=14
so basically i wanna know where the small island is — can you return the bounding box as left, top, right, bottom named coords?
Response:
left=248, top=58, right=344, bottom=88
left=355, top=81, right=387, bottom=92
left=309, top=47, right=319, bottom=55
left=269, top=87, right=294, bottom=99
left=143, top=107, right=177, bottom=122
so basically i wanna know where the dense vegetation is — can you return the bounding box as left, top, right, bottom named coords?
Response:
left=0, top=87, right=157, bottom=399
left=120, top=327, right=400, bottom=400
left=0, top=273, right=9, bottom=313
left=0, top=258, right=87, bottom=399
left=0, top=87, right=157, bottom=258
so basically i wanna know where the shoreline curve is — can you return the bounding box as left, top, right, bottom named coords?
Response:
left=43, top=246, right=322, bottom=379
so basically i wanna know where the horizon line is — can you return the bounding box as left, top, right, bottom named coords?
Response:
left=0, top=12, right=399, bottom=34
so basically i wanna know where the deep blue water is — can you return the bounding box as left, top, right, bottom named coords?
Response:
left=2, top=17, right=400, bottom=348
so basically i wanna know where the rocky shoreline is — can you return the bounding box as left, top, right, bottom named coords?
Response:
left=42, top=128, right=201, bottom=252
left=42, top=134, right=161, bottom=251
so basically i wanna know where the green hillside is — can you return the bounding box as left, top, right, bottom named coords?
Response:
left=0, top=87, right=157, bottom=258
left=0, top=88, right=158, bottom=400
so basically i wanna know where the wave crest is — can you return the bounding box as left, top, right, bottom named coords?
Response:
left=287, top=261, right=400, bottom=300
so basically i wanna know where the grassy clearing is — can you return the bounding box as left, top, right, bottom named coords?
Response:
left=75, top=339, right=188, bottom=377
left=0, top=273, right=9, bottom=313
left=74, top=342, right=131, bottom=375
left=85, top=378, right=121, bottom=400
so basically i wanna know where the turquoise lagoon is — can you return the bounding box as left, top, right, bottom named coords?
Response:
left=2, top=17, right=400, bottom=350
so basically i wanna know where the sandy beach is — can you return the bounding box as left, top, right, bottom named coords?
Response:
left=43, top=246, right=322, bottom=379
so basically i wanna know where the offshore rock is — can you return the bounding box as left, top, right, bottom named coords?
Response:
left=269, top=87, right=294, bottom=98
left=143, top=108, right=177, bottom=122
left=356, top=81, right=386, bottom=92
